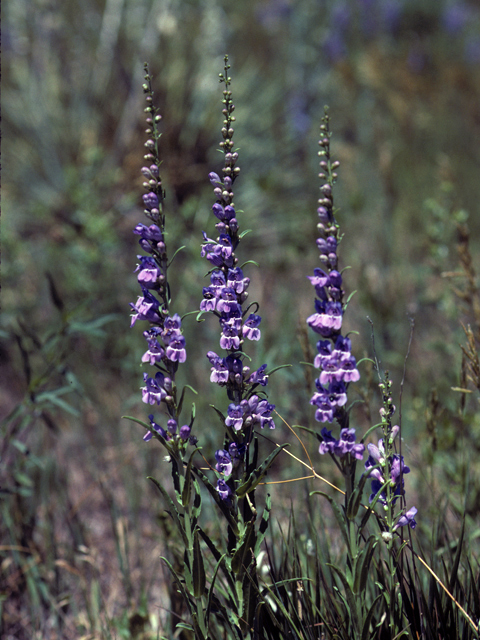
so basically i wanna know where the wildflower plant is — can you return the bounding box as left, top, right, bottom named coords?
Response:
left=125, top=62, right=480, bottom=640
left=126, top=59, right=286, bottom=640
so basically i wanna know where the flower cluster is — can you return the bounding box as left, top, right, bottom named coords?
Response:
left=364, top=426, right=417, bottom=531
left=307, top=111, right=362, bottom=460
left=200, top=57, right=275, bottom=502
left=129, top=65, right=192, bottom=448
left=319, top=427, right=365, bottom=459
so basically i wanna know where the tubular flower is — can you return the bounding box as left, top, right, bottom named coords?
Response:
left=307, top=111, right=360, bottom=449
left=130, top=65, right=191, bottom=446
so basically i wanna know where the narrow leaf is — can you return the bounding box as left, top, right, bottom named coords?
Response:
left=236, top=444, right=289, bottom=498
left=192, top=527, right=206, bottom=597
left=148, top=476, right=188, bottom=547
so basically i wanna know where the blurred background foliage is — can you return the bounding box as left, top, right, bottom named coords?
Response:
left=2, top=0, right=480, bottom=637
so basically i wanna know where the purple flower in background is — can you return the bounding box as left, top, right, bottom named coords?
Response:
left=442, top=3, right=471, bottom=35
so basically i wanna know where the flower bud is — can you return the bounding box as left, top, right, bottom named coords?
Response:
left=179, top=425, right=191, bottom=440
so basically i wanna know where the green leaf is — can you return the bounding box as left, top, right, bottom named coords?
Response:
left=231, top=521, right=255, bottom=575
left=36, top=388, right=80, bottom=416
left=181, top=449, right=198, bottom=508
left=167, top=245, right=186, bottom=267
left=147, top=477, right=188, bottom=547
left=353, top=534, right=377, bottom=595
left=311, top=491, right=351, bottom=557
left=235, top=444, right=289, bottom=498
left=205, top=553, right=228, bottom=628
left=161, top=557, right=207, bottom=639
left=361, top=593, right=383, bottom=640
left=328, top=563, right=361, bottom=634
left=192, top=466, right=239, bottom=535
left=192, top=527, right=206, bottom=597
left=68, top=314, right=118, bottom=337
left=346, top=470, right=369, bottom=520
left=192, top=476, right=202, bottom=519
left=254, top=493, right=272, bottom=556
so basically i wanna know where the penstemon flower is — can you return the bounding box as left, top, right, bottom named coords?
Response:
left=129, top=64, right=193, bottom=450
left=365, top=376, right=418, bottom=532
left=199, top=56, right=275, bottom=502
left=307, top=110, right=363, bottom=461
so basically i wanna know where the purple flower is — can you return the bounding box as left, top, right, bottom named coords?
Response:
left=227, top=267, right=249, bottom=294
left=207, top=351, right=229, bottom=385
left=327, top=380, right=348, bottom=407
left=219, top=319, right=241, bottom=350
left=216, top=479, right=233, bottom=504
left=339, top=355, right=360, bottom=382
left=209, top=172, right=222, bottom=186
left=242, top=395, right=275, bottom=429
left=365, top=439, right=411, bottom=505
left=310, top=388, right=334, bottom=423
left=212, top=203, right=236, bottom=222
left=141, top=372, right=166, bottom=405
left=393, top=506, right=418, bottom=531
left=142, top=192, right=159, bottom=211
left=210, top=270, right=227, bottom=293
left=201, top=233, right=234, bottom=268
left=319, top=427, right=364, bottom=459
left=166, top=334, right=187, bottom=363
left=133, top=223, right=163, bottom=242
left=143, top=414, right=167, bottom=441
left=141, top=330, right=165, bottom=365
left=248, top=364, right=268, bottom=386
left=243, top=314, right=262, bottom=341
left=308, top=268, right=330, bottom=293
left=179, top=425, right=191, bottom=440
left=130, top=289, right=162, bottom=327
left=225, top=403, right=245, bottom=431
left=135, top=256, right=162, bottom=288
left=306, top=300, right=343, bottom=336
left=167, top=419, right=177, bottom=435
left=215, top=449, right=233, bottom=476
left=200, top=287, right=217, bottom=312
left=217, top=287, right=241, bottom=315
